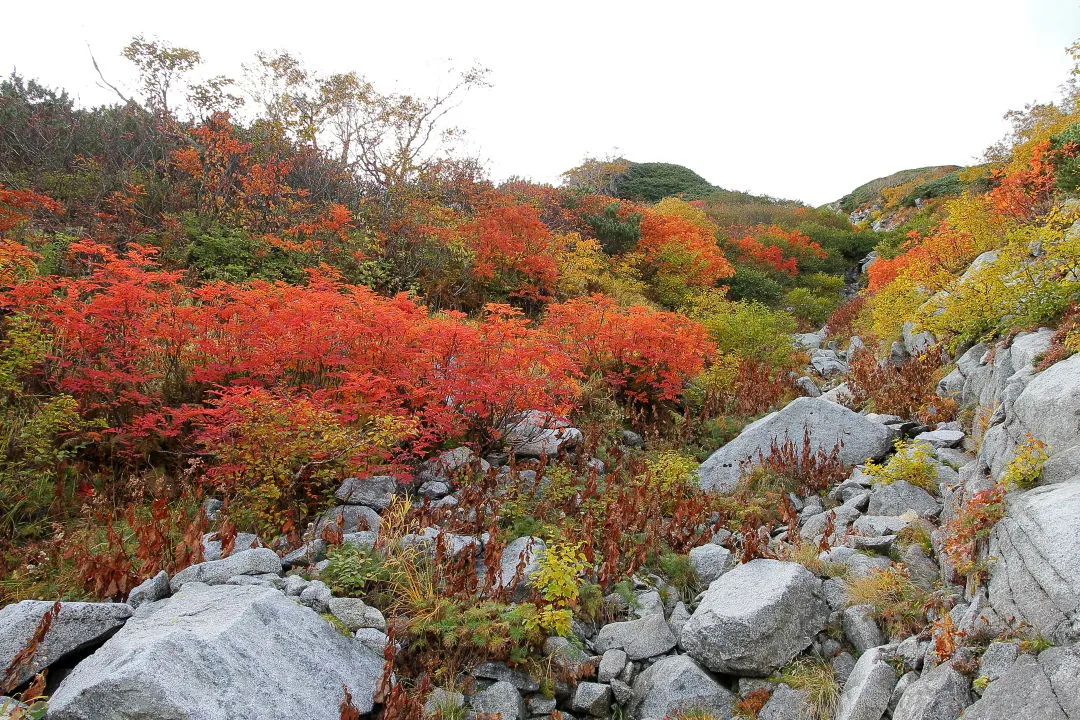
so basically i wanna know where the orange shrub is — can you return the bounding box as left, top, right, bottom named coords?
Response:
left=542, top=294, right=712, bottom=409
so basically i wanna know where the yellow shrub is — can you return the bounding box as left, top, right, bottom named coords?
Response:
left=862, top=440, right=937, bottom=493
left=1001, top=435, right=1049, bottom=490
left=645, top=450, right=699, bottom=494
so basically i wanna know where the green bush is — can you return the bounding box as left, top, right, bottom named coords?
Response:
left=685, top=293, right=797, bottom=367
left=613, top=162, right=715, bottom=202
left=585, top=203, right=641, bottom=255
left=1051, top=121, right=1080, bottom=194
left=182, top=217, right=309, bottom=283
left=783, top=286, right=837, bottom=328
left=1, top=316, right=98, bottom=541
left=726, top=265, right=784, bottom=304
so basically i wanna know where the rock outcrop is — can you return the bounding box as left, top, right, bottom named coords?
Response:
left=987, top=480, right=1080, bottom=644
left=698, top=398, right=893, bottom=492
left=47, top=583, right=383, bottom=720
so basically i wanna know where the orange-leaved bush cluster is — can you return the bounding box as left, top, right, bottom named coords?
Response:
left=729, top=224, right=827, bottom=277
left=1, top=239, right=714, bottom=484
left=541, top=294, right=713, bottom=410
left=636, top=211, right=735, bottom=289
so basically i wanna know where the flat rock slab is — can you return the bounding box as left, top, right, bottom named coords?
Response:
left=47, top=584, right=383, bottom=720
left=963, top=649, right=1079, bottom=720
left=169, top=548, right=282, bottom=592
left=988, top=481, right=1080, bottom=644
left=0, top=601, right=131, bottom=687
left=698, top=397, right=893, bottom=493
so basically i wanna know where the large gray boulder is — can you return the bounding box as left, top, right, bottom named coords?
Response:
left=504, top=411, right=582, bottom=458
left=981, top=352, right=1080, bottom=481
left=679, top=559, right=829, bottom=676
left=334, top=475, right=397, bottom=509
left=0, top=601, right=131, bottom=687
left=1012, top=352, right=1080, bottom=455
left=988, top=480, right=1080, bottom=644
left=698, top=397, right=893, bottom=492
left=835, top=646, right=898, bottom=720
left=629, top=654, right=736, bottom=720
left=891, top=663, right=971, bottom=720
left=169, top=548, right=282, bottom=592
left=47, top=584, right=383, bottom=720
left=963, top=646, right=1080, bottom=719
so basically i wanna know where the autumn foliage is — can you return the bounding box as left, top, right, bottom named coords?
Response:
left=730, top=224, right=827, bottom=276
left=542, top=294, right=712, bottom=409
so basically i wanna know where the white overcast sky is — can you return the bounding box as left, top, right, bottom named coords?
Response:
left=3, top=0, right=1079, bottom=206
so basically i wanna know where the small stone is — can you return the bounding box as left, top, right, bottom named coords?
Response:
left=354, top=628, right=390, bottom=655
left=688, top=544, right=733, bottom=585
left=889, top=671, right=920, bottom=715
left=831, top=651, right=857, bottom=685
left=342, top=531, right=378, bottom=551
left=632, top=589, right=665, bottom=619
left=299, top=579, right=332, bottom=613
left=629, top=654, right=736, bottom=720
left=835, top=645, right=898, bottom=720
left=668, top=602, right=691, bottom=643
left=571, top=682, right=611, bottom=717
left=419, top=480, right=451, bottom=499
left=423, top=688, right=465, bottom=718
left=891, top=662, right=972, bottom=720
left=823, top=577, right=848, bottom=610
left=281, top=539, right=328, bottom=568
left=913, top=429, right=965, bottom=449
left=526, top=695, right=557, bottom=715
left=796, top=376, right=822, bottom=397
left=759, top=683, right=813, bottom=720
left=470, top=681, right=524, bottom=720
left=851, top=515, right=910, bottom=537
left=843, top=605, right=885, bottom=653
left=978, top=641, right=1019, bottom=683
left=283, top=575, right=309, bottom=597
left=473, top=661, right=540, bottom=693
left=868, top=480, right=940, bottom=519
left=594, top=614, right=677, bottom=661
left=313, top=504, right=381, bottom=537
left=598, top=649, right=628, bottom=683
left=128, top=571, right=170, bottom=609
left=543, top=636, right=593, bottom=677
left=610, top=679, right=634, bottom=706
left=328, top=597, right=387, bottom=632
